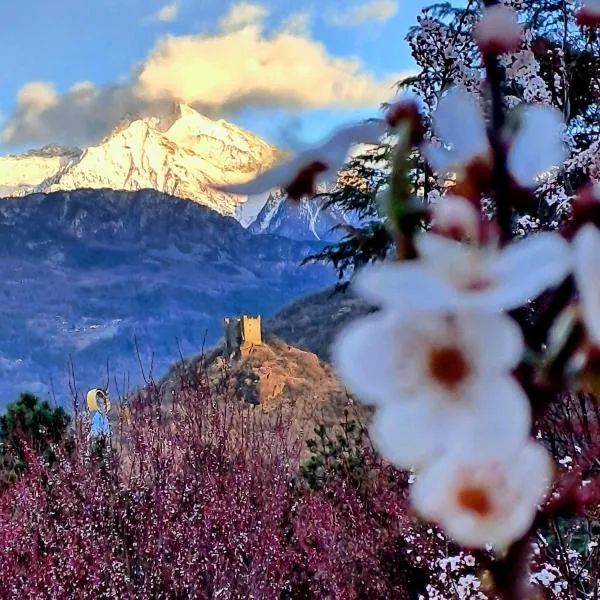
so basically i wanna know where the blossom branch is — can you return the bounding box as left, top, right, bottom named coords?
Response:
left=482, top=0, right=513, bottom=245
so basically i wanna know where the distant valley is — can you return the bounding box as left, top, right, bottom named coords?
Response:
left=0, top=189, right=332, bottom=406
left=0, top=105, right=357, bottom=407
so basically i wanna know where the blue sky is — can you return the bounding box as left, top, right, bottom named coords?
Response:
left=0, top=0, right=434, bottom=153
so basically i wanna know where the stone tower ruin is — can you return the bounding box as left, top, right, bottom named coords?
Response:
left=224, top=315, right=263, bottom=358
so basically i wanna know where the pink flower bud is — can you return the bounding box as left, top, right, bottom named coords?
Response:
left=573, top=182, right=600, bottom=211
left=473, top=5, right=522, bottom=55
left=385, top=99, right=424, bottom=145
left=285, top=161, right=328, bottom=202
left=576, top=0, right=600, bottom=27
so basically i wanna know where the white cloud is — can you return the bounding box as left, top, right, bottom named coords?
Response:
left=1, top=3, right=405, bottom=148
left=152, top=2, right=179, bottom=23
left=279, top=12, right=311, bottom=35
left=325, top=0, right=398, bottom=28
left=1, top=81, right=152, bottom=148
left=218, top=2, right=268, bottom=32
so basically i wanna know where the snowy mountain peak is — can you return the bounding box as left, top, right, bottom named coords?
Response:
left=0, top=106, right=283, bottom=217
left=172, top=102, right=198, bottom=119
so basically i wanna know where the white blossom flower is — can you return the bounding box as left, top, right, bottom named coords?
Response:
left=370, top=376, right=531, bottom=470
left=531, top=566, right=559, bottom=587
left=333, top=310, right=531, bottom=469
left=507, top=104, right=568, bottom=188
left=412, top=441, right=554, bottom=550
left=502, top=48, right=553, bottom=105
left=577, top=0, right=600, bottom=27
left=430, top=194, right=480, bottom=240
left=423, top=88, right=490, bottom=177
left=215, top=120, right=387, bottom=201
left=573, top=223, right=600, bottom=346
left=424, top=87, right=567, bottom=189
left=334, top=310, right=523, bottom=406
left=354, top=231, right=571, bottom=313
left=473, top=5, right=522, bottom=55
left=464, top=555, right=476, bottom=567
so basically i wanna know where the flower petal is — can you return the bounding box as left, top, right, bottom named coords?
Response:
left=217, top=119, right=382, bottom=197
left=415, top=231, right=474, bottom=268
left=317, top=120, right=387, bottom=178
left=452, top=376, right=532, bottom=460
left=372, top=375, right=531, bottom=471
left=458, top=312, right=524, bottom=373
left=353, top=262, right=457, bottom=310
left=508, top=105, right=566, bottom=188
left=473, top=5, right=522, bottom=54
left=450, top=443, right=552, bottom=549
left=412, top=441, right=552, bottom=550
left=573, top=224, right=600, bottom=345
left=421, top=144, right=458, bottom=175
left=371, top=402, right=448, bottom=471
left=488, top=232, right=572, bottom=308
left=430, top=194, right=480, bottom=239
left=434, top=88, right=489, bottom=163
left=416, top=234, right=496, bottom=303
left=577, top=2, right=600, bottom=26
left=443, top=502, right=527, bottom=550
left=331, top=119, right=388, bottom=147
left=508, top=441, right=554, bottom=506
left=331, top=311, right=400, bottom=406
left=218, top=156, right=306, bottom=196
left=411, top=453, right=456, bottom=519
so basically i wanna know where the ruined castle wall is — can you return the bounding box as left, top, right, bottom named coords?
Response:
left=241, top=315, right=262, bottom=346
left=224, top=315, right=262, bottom=358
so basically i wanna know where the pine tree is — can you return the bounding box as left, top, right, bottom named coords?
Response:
left=303, top=2, right=479, bottom=285
left=0, top=392, right=71, bottom=482
left=302, top=140, right=395, bottom=285
left=307, top=0, right=600, bottom=285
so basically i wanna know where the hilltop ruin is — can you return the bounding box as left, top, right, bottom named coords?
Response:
left=223, top=315, right=263, bottom=359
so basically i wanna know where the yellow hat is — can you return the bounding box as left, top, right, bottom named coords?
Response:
left=86, top=388, right=111, bottom=414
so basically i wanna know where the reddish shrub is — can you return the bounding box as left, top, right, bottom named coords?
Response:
left=0, top=367, right=594, bottom=599
left=0, top=371, right=441, bottom=599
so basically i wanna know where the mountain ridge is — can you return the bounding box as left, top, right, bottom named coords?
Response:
left=0, top=104, right=362, bottom=240
left=0, top=103, right=283, bottom=218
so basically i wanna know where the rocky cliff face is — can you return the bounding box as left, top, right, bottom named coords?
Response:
left=0, top=103, right=282, bottom=218
left=157, top=335, right=366, bottom=454
left=0, top=188, right=332, bottom=407
left=250, top=191, right=356, bottom=242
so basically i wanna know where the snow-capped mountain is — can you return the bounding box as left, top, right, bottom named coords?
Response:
left=250, top=191, right=356, bottom=242
left=0, top=145, right=82, bottom=198
left=0, top=103, right=282, bottom=218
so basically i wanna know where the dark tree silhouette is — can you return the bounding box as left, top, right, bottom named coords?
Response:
left=0, top=392, right=71, bottom=482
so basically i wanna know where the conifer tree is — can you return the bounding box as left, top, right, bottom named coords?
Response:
left=307, top=0, right=600, bottom=285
